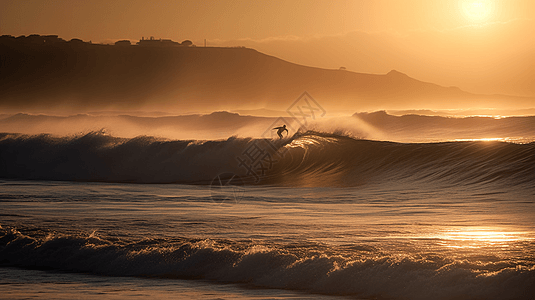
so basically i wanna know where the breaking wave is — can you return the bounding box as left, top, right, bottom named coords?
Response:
left=0, top=226, right=533, bottom=300
left=264, top=132, right=535, bottom=187
left=0, top=131, right=534, bottom=187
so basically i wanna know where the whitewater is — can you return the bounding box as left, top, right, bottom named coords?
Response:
left=1, top=115, right=535, bottom=299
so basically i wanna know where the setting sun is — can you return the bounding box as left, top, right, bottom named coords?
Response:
left=461, top=0, right=494, bottom=22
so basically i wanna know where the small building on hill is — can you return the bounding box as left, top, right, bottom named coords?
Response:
left=137, top=36, right=180, bottom=47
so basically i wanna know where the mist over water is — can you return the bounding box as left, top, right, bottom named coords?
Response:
left=1, top=127, right=534, bottom=186
left=1, top=110, right=535, bottom=141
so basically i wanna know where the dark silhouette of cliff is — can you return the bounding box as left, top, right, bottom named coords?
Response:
left=1, top=35, right=531, bottom=112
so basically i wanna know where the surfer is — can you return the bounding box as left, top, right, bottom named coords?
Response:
left=273, top=124, right=288, bottom=139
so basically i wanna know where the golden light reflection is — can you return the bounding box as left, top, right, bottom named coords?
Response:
left=452, top=137, right=535, bottom=144
left=440, top=227, right=531, bottom=249
left=453, top=137, right=508, bottom=142
left=286, top=135, right=338, bottom=149
left=469, top=115, right=506, bottom=119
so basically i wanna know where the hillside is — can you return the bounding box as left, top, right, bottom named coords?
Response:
left=1, top=35, right=532, bottom=112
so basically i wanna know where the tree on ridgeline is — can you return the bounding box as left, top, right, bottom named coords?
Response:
left=181, top=40, right=193, bottom=47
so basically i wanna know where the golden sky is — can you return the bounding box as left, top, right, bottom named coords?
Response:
left=1, top=0, right=534, bottom=97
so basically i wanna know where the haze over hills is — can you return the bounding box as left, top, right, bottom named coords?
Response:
left=1, top=110, right=534, bottom=143
left=1, top=35, right=533, bottom=114
left=0, top=111, right=274, bottom=140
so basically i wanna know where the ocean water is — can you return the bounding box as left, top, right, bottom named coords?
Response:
left=1, top=129, right=535, bottom=299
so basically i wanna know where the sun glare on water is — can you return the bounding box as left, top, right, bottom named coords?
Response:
left=454, top=137, right=505, bottom=142
left=440, top=227, right=532, bottom=249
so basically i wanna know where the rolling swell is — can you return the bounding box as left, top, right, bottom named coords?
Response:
left=264, top=132, right=535, bottom=187
left=0, top=131, right=534, bottom=187
left=0, top=132, right=248, bottom=184
left=1, top=226, right=533, bottom=300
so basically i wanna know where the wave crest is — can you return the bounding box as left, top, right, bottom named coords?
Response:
left=263, top=131, right=535, bottom=187
left=1, top=131, right=534, bottom=187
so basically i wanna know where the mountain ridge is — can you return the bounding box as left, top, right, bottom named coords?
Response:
left=1, top=35, right=532, bottom=113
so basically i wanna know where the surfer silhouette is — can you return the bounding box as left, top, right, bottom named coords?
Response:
left=273, top=124, right=288, bottom=139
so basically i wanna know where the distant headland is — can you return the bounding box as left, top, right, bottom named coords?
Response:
left=0, top=34, right=531, bottom=113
